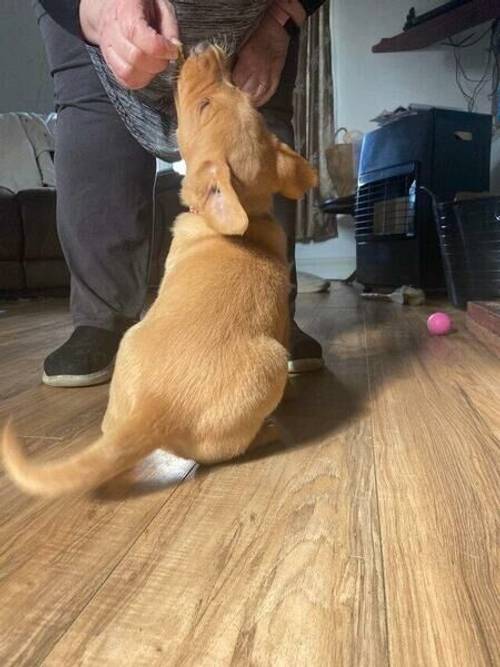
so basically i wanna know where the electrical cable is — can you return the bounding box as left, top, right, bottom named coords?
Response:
left=443, top=20, right=499, bottom=112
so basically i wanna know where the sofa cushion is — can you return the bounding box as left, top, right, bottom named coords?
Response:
left=24, top=259, right=69, bottom=290
left=0, top=187, right=23, bottom=261
left=0, top=262, right=25, bottom=291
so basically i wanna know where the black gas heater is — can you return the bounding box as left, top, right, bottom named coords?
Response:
left=354, top=108, right=492, bottom=290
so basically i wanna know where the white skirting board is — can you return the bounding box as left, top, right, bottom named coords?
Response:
left=296, top=256, right=355, bottom=281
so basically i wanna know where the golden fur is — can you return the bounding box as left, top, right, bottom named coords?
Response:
left=1, top=44, right=317, bottom=497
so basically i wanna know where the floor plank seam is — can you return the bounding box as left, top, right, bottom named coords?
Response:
left=362, top=305, right=392, bottom=667
left=37, top=463, right=196, bottom=664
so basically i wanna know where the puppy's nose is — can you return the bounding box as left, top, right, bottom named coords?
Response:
left=191, top=41, right=211, bottom=56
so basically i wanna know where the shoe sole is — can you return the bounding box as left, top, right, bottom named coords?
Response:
left=42, top=363, right=114, bottom=388
left=43, top=359, right=322, bottom=385
left=288, top=358, right=325, bottom=374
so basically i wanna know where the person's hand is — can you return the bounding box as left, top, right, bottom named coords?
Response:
left=232, top=13, right=290, bottom=108
left=79, top=0, right=180, bottom=89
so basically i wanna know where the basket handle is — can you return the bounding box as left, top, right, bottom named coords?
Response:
left=334, top=127, right=349, bottom=143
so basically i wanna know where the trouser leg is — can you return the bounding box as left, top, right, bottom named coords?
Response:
left=261, top=37, right=299, bottom=320
left=36, top=4, right=156, bottom=332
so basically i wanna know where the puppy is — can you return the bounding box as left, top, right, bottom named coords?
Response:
left=2, top=44, right=316, bottom=497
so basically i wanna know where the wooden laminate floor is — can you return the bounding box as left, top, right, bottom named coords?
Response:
left=0, top=286, right=498, bottom=666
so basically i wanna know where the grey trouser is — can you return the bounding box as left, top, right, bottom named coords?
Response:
left=36, top=5, right=298, bottom=333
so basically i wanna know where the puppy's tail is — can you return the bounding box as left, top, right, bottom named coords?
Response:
left=1, top=414, right=162, bottom=498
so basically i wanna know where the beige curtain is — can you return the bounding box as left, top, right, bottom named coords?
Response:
left=293, top=1, right=337, bottom=242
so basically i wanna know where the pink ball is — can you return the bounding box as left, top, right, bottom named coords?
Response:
left=427, top=312, right=452, bottom=336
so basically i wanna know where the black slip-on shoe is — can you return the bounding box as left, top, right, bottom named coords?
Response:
left=288, top=321, right=324, bottom=374
left=42, top=326, right=123, bottom=387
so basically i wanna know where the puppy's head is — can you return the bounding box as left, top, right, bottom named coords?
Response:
left=176, top=43, right=317, bottom=235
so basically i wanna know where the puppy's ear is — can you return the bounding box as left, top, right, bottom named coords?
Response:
left=273, top=138, right=318, bottom=200
left=181, top=160, right=248, bottom=235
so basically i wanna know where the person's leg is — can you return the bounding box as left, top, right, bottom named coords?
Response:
left=260, top=39, right=298, bottom=321
left=36, top=4, right=156, bottom=386
left=261, top=38, right=323, bottom=373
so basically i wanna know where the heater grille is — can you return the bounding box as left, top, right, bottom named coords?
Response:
left=356, top=171, right=417, bottom=239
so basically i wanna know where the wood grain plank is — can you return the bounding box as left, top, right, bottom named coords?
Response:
left=364, top=302, right=500, bottom=667
left=466, top=316, right=500, bottom=360
left=0, top=299, right=72, bottom=400
left=0, top=328, right=71, bottom=401
left=0, top=299, right=69, bottom=338
left=42, top=304, right=388, bottom=667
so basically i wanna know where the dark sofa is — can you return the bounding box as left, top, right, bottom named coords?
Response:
left=0, top=171, right=184, bottom=295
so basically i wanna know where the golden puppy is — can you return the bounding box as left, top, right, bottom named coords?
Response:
left=2, top=44, right=316, bottom=497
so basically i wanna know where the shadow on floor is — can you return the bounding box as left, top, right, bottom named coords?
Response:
left=97, top=299, right=422, bottom=500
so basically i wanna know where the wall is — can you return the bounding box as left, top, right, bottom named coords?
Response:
left=296, top=0, right=500, bottom=279
left=332, top=0, right=497, bottom=133
left=0, top=1, right=53, bottom=114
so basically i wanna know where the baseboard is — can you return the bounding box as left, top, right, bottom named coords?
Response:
left=296, top=257, right=355, bottom=280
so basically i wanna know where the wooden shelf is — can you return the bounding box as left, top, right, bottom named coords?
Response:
left=466, top=300, right=500, bottom=355
left=372, top=0, right=500, bottom=53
